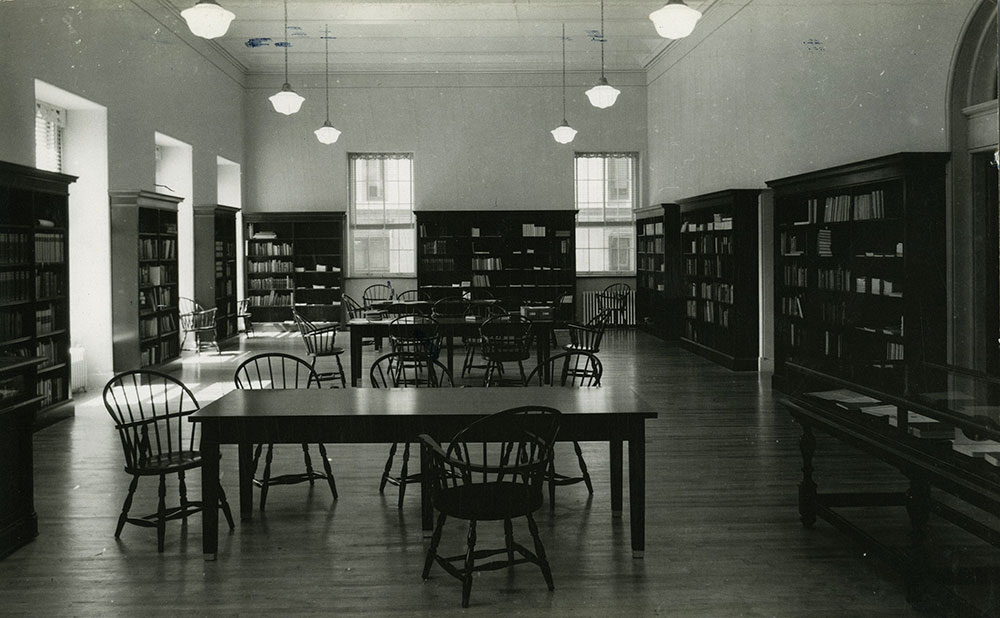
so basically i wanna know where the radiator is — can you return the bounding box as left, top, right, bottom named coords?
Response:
left=580, top=290, right=635, bottom=326
left=70, top=347, right=87, bottom=393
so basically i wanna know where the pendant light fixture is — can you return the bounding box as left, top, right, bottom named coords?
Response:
left=550, top=24, right=578, bottom=145
left=314, top=25, right=342, bottom=144
left=268, top=0, right=305, bottom=115
left=180, top=1, right=235, bottom=39
left=649, top=0, right=702, bottom=39
left=584, top=0, right=620, bottom=109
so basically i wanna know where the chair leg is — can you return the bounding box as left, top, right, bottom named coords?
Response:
left=379, top=443, right=398, bottom=493
left=397, top=442, right=410, bottom=510
left=156, top=474, right=167, bottom=553
left=423, top=512, right=447, bottom=580
left=517, top=360, right=527, bottom=386
left=573, top=441, right=594, bottom=494
left=462, top=342, right=476, bottom=378
left=335, top=354, right=346, bottom=388
left=548, top=460, right=557, bottom=505
left=260, top=444, right=274, bottom=511
left=462, top=520, right=478, bottom=608
left=178, top=470, right=189, bottom=519
left=526, top=512, right=554, bottom=591
left=317, top=443, right=338, bottom=500
left=301, top=444, right=316, bottom=486
left=115, top=475, right=140, bottom=537
left=251, top=443, right=263, bottom=476
left=218, top=482, right=236, bottom=530
left=180, top=331, right=187, bottom=351
left=504, top=518, right=515, bottom=565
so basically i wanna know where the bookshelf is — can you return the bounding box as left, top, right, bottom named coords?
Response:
left=635, top=203, right=681, bottom=340
left=244, top=213, right=344, bottom=323
left=677, top=189, right=760, bottom=370
left=0, top=161, right=76, bottom=428
left=767, top=152, right=949, bottom=392
left=415, top=210, right=575, bottom=311
left=0, top=356, right=45, bottom=557
left=213, top=206, right=238, bottom=340
left=110, top=190, right=182, bottom=371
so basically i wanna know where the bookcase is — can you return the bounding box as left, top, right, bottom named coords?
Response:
left=110, top=190, right=182, bottom=371
left=213, top=206, right=238, bottom=340
left=244, top=213, right=344, bottom=323
left=677, top=189, right=760, bottom=370
left=415, top=210, right=575, bottom=310
left=0, top=356, right=45, bottom=556
left=0, top=160, right=76, bottom=428
left=767, top=152, right=949, bottom=392
left=635, top=203, right=681, bottom=340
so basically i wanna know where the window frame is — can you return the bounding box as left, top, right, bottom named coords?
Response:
left=574, top=152, right=639, bottom=276
left=35, top=100, right=66, bottom=174
left=348, top=152, right=416, bottom=277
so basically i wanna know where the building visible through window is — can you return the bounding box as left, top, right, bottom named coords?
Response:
left=574, top=153, right=638, bottom=274
left=349, top=153, right=415, bottom=275
left=35, top=101, right=66, bottom=173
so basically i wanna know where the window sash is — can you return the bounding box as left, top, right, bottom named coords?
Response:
left=35, top=101, right=65, bottom=174
left=349, top=153, right=415, bottom=276
left=574, top=153, right=638, bottom=274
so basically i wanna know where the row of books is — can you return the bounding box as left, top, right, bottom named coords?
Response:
left=638, top=237, right=665, bottom=253
left=638, top=257, right=664, bottom=272
left=34, top=232, right=65, bottom=263
left=0, top=311, right=23, bottom=339
left=855, top=277, right=901, bottom=296
left=36, top=271, right=63, bottom=298
left=521, top=224, right=547, bottom=237
left=37, top=376, right=66, bottom=407
left=422, top=240, right=449, bottom=255
left=248, top=259, right=293, bottom=273
left=780, top=295, right=804, bottom=318
left=139, top=239, right=177, bottom=260
left=140, top=316, right=159, bottom=339
left=249, top=276, right=293, bottom=290
left=249, top=291, right=292, bottom=307
left=139, top=340, right=178, bottom=367
left=35, top=306, right=57, bottom=335
left=214, top=240, right=236, bottom=258
left=472, top=257, right=504, bottom=270
left=139, top=265, right=173, bottom=287
left=35, top=339, right=62, bottom=368
left=783, top=264, right=809, bottom=287
left=472, top=274, right=492, bottom=287
left=0, top=271, right=32, bottom=302
left=696, top=282, right=734, bottom=304
left=0, top=233, right=30, bottom=264
left=248, top=242, right=293, bottom=257
left=816, top=266, right=853, bottom=291
left=687, top=235, right=733, bottom=255
left=421, top=257, right=456, bottom=271
left=640, top=222, right=664, bottom=236
left=681, top=216, right=733, bottom=232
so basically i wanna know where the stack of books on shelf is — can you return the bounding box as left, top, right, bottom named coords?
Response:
left=252, top=231, right=277, bottom=240
left=817, top=229, right=832, bottom=256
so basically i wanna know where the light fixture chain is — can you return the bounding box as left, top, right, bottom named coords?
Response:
left=561, top=23, right=567, bottom=119
left=325, top=24, right=330, bottom=121
left=600, top=0, right=606, bottom=78
left=283, top=0, right=289, bottom=82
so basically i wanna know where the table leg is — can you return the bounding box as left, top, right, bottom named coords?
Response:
left=238, top=441, right=254, bottom=521
left=445, top=335, right=455, bottom=377
left=201, top=424, right=220, bottom=560
left=610, top=438, right=623, bottom=516
left=420, top=442, right=433, bottom=536
left=627, top=425, right=646, bottom=559
left=350, top=328, right=362, bottom=386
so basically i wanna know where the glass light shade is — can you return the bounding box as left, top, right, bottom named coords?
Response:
left=269, top=83, right=305, bottom=115
left=314, top=121, right=342, bottom=144
left=180, top=1, right=235, bottom=39
left=649, top=1, right=702, bottom=39
left=551, top=122, right=578, bottom=144
left=585, top=78, right=621, bottom=109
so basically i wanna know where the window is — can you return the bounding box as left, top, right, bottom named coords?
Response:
left=35, top=101, right=65, bottom=173
left=349, top=153, right=415, bottom=275
left=574, top=153, right=638, bottom=273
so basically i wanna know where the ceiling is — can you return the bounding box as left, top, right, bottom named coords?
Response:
left=160, top=0, right=713, bottom=75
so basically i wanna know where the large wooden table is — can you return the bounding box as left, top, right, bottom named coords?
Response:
left=347, top=316, right=557, bottom=386
left=191, top=387, right=657, bottom=560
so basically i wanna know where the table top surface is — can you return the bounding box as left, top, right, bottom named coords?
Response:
left=348, top=316, right=555, bottom=328
left=190, top=387, right=656, bottom=420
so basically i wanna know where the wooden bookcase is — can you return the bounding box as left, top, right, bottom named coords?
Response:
left=244, top=213, right=344, bottom=323
left=213, top=206, right=238, bottom=340
left=0, top=356, right=45, bottom=557
left=767, top=152, right=949, bottom=392
left=110, top=190, right=182, bottom=371
left=635, top=203, right=681, bottom=340
left=0, top=160, right=76, bottom=428
left=677, top=189, right=760, bottom=370
left=415, top=210, right=575, bottom=311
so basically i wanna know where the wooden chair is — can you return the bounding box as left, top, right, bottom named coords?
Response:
left=292, top=309, right=346, bottom=388
left=596, top=283, right=631, bottom=326
left=388, top=314, right=441, bottom=361
left=524, top=351, right=602, bottom=500
left=370, top=351, right=454, bottom=508
left=362, top=283, right=394, bottom=310
left=233, top=353, right=338, bottom=510
left=178, top=296, right=219, bottom=354
left=461, top=300, right=505, bottom=378
left=103, top=370, right=235, bottom=551
left=419, top=406, right=561, bottom=608
left=236, top=298, right=254, bottom=337
left=562, top=311, right=610, bottom=354
left=479, top=313, right=534, bottom=386
left=430, top=295, right=470, bottom=319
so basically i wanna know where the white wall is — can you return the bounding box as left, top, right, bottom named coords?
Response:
left=645, top=0, right=978, bottom=201
left=244, top=71, right=647, bottom=213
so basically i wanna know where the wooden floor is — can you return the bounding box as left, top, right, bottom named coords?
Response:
left=0, top=328, right=977, bottom=616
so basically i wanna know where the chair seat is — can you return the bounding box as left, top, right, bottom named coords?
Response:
left=312, top=346, right=345, bottom=357
left=126, top=450, right=203, bottom=475
left=434, top=482, right=542, bottom=521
